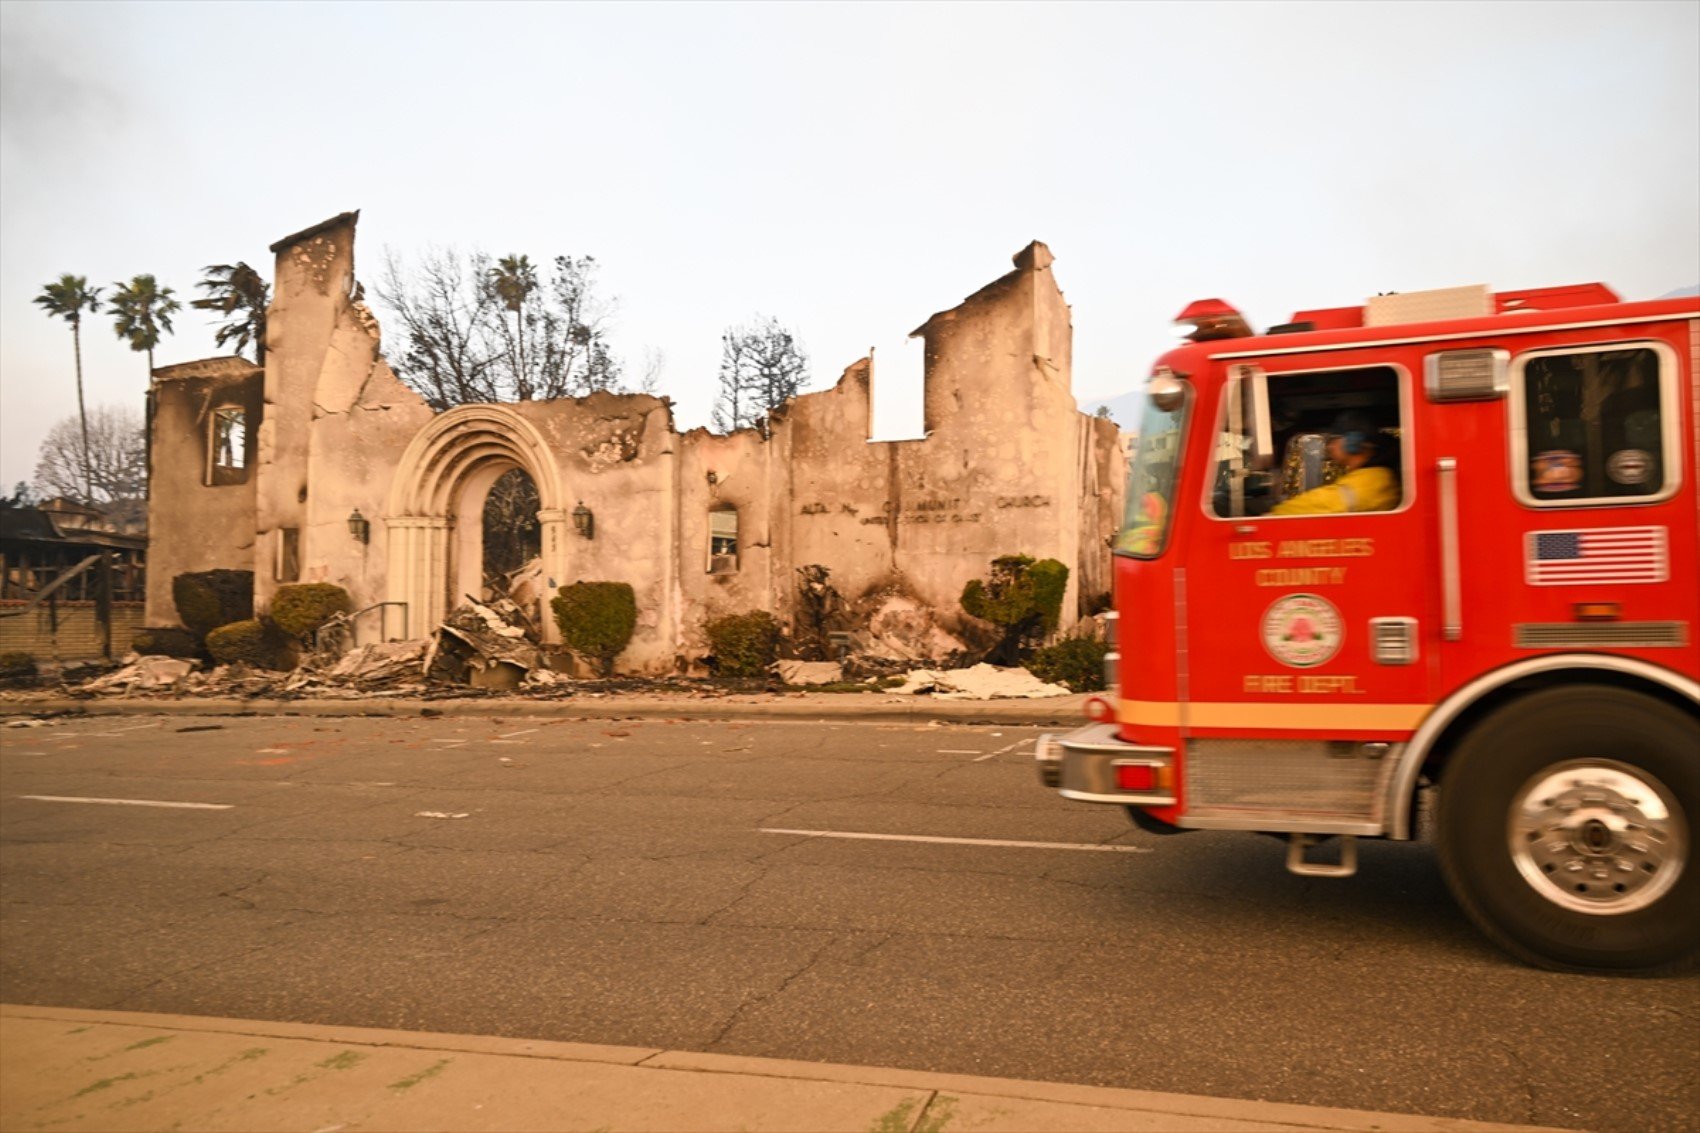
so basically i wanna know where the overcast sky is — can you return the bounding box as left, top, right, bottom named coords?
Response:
left=2, top=0, right=1696, bottom=492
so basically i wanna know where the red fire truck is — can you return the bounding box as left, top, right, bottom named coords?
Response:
left=1037, top=282, right=1699, bottom=972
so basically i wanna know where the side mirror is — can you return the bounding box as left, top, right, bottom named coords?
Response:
left=1148, top=371, right=1186, bottom=412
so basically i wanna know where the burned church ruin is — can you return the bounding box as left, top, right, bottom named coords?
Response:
left=145, top=212, right=1124, bottom=673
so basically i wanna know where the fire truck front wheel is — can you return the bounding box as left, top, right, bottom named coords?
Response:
left=1437, top=685, right=1699, bottom=973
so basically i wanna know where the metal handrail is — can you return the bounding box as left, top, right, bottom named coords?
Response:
left=314, top=601, right=409, bottom=652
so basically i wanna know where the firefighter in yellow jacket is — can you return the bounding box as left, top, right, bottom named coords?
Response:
left=1272, top=411, right=1401, bottom=516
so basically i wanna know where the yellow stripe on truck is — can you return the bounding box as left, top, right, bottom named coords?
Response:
left=1119, top=699, right=1430, bottom=731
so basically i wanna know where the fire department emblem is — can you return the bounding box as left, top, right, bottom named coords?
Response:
left=1261, top=594, right=1343, bottom=668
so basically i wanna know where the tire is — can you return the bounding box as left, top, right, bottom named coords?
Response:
left=1437, top=685, right=1699, bottom=973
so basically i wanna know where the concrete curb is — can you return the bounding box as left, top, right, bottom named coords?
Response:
left=1, top=1005, right=1578, bottom=1133
left=0, top=692, right=1093, bottom=726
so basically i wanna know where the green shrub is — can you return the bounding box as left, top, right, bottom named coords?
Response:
left=960, top=554, right=1070, bottom=664
left=270, top=583, right=353, bottom=641
left=1025, top=635, right=1109, bottom=693
left=131, top=627, right=199, bottom=658
left=0, top=651, right=38, bottom=680
left=205, top=619, right=296, bottom=670
left=173, top=570, right=254, bottom=643
left=704, top=610, right=782, bottom=677
left=550, top=582, right=638, bottom=677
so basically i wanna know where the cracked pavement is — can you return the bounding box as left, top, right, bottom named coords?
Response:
left=2, top=713, right=1696, bottom=1132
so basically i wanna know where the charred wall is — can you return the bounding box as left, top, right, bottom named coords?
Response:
left=144, top=358, right=264, bottom=626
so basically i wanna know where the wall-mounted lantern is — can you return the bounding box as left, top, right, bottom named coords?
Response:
left=572, top=501, right=594, bottom=540
left=347, top=508, right=370, bottom=544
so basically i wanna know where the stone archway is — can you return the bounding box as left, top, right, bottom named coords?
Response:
left=385, top=405, right=570, bottom=640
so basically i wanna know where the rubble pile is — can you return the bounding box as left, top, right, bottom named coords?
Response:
left=79, top=656, right=198, bottom=695
left=896, top=663, right=1069, bottom=700
left=19, top=587, right=1081, bottom=706
left=280, top=640, right=430, bottom=698
left=772, top=660, right=844, bottom=686
left=424, top=598, right=543, bottom=690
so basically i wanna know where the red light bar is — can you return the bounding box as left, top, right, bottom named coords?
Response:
left=1173, top=298, right=1251, bottom=342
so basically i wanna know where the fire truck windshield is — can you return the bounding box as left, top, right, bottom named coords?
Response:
left=1114, top=384, right=1189, bottom=557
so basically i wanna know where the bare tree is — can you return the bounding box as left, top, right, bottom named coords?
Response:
left=32, top=406, right=147, bottom=506
left=537, top=255, right=622, bottom=398
left=376, top=248, right=626, bottom=407
left=714, top=316, right=809, bottom=435
left=636, top=347, right=666, bottom=396
left=375, top=248, right=503, bottom=408
left=712, top=331, right=751, bottom=432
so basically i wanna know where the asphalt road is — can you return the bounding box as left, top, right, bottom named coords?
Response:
left=2, top=712, right=1695, bottom=1132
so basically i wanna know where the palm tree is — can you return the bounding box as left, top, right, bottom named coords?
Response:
left=191, top=262, right=270, bottom=363
left=109, top=274, right=181, bottom=380
left=488, top=255, right=538, bottom=398
left=32, top=274, right=103, bottom=498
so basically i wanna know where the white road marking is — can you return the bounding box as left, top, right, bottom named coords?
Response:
left=975, top=737, right=1036, bottom=763
left=937, top=749, right=981, bottom=754
left=497, top=728, right=537, bottom=738
left=760, top=828, right=1151, bottom=853
left=112, top=721, right=164, bottom=732
left=19, top=795, right=233, bottom=810
left=429, top=739, right=468, bottom=746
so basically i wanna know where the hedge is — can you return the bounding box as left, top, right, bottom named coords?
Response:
left=270, top=583, right=353, bottom=641
left=551, top=582, right=637, bottom=677
left=173, top=570, right=254, bottom=644
left=205, top=619, right=296, bottom=670
left=705, top=610, right=782, bottom=677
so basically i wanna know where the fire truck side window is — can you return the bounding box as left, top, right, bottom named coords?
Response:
left=1515, top=345, right=1673, bottom=505
left=1210, top=365, right=1405, bottom=518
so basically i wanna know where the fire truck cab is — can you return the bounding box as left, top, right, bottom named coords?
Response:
left=1038, top=283, right=1700, bottom=972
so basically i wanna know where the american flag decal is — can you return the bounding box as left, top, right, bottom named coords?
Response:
left=1526, top=527, right=1669, bottom=586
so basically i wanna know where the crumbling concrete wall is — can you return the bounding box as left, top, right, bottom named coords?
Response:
left=264, top=212, right=434, bottom=638
left=144, top=357, right=264, bottom=626
left=509, top=393, right=678, bottom=661
left=767, top=242, right=1108, bottom=651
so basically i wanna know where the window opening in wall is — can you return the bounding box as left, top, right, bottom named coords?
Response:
left=709, top=509, right=739, bottom=573
left=1210, top=365, right=1406, bottom=518
left=1514, top=343, right=1674, bottom=505
left=275, top=528, right=300, bottom=582
left=207, top=406, right=248, bottom=486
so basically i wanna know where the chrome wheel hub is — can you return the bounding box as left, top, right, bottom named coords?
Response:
left=1509, top=760, right=1686, bottom=915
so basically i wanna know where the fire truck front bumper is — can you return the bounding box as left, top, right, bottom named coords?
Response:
left=1035, top=723, right=1176, bottom=806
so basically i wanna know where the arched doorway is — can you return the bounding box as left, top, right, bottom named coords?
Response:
left=482, top=467, right=542, bottom=581
left=385, top=405, right=569, bottom=640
